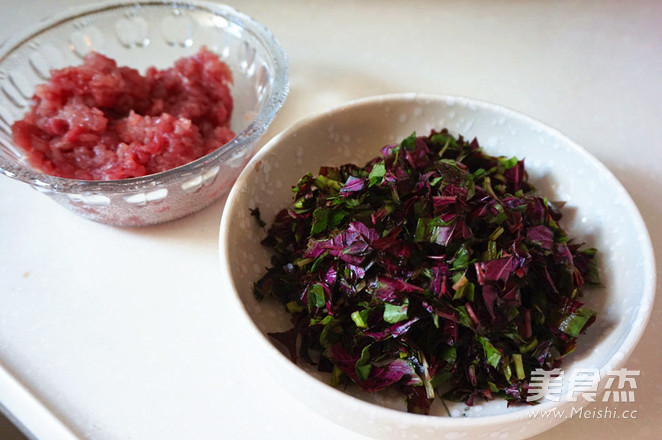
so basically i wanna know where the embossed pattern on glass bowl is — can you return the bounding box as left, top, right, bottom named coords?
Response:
left=0, top=0, right=288, bottom=226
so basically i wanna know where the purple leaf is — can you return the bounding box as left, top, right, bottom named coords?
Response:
left=340, top=175, right=365, bottom=195
left=526, top=225, right=554, bottom=249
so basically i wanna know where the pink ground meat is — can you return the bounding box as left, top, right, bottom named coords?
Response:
left=11, top=47, right=234, bottom=180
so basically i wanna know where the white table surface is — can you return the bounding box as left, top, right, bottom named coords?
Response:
left=1, top=1, right=660, bottom=439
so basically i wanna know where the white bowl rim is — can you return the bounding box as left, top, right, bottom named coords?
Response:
left=0, top=0, right=289, bottom=192
left=219, top=92, right=656, bottom=427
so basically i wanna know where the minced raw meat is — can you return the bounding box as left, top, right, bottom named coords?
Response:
left=11, top=47, right=235, bottom=180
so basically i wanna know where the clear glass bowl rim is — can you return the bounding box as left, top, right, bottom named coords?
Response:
left=0, top=0, right=289, bottom=193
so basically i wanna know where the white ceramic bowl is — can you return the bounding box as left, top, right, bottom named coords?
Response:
left=219, top=94, right=655, bottom=439
left=0, top=0, right=288, bottom=226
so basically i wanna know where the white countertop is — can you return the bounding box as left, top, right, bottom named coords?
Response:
left=1, top=1, right=660, bottom=439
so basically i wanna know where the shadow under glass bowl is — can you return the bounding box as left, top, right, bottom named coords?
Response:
left=0, top=0, right=288, bottom=226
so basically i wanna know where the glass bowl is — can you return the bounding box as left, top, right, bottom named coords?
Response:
left=0, top=0, right=288, bottom=226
